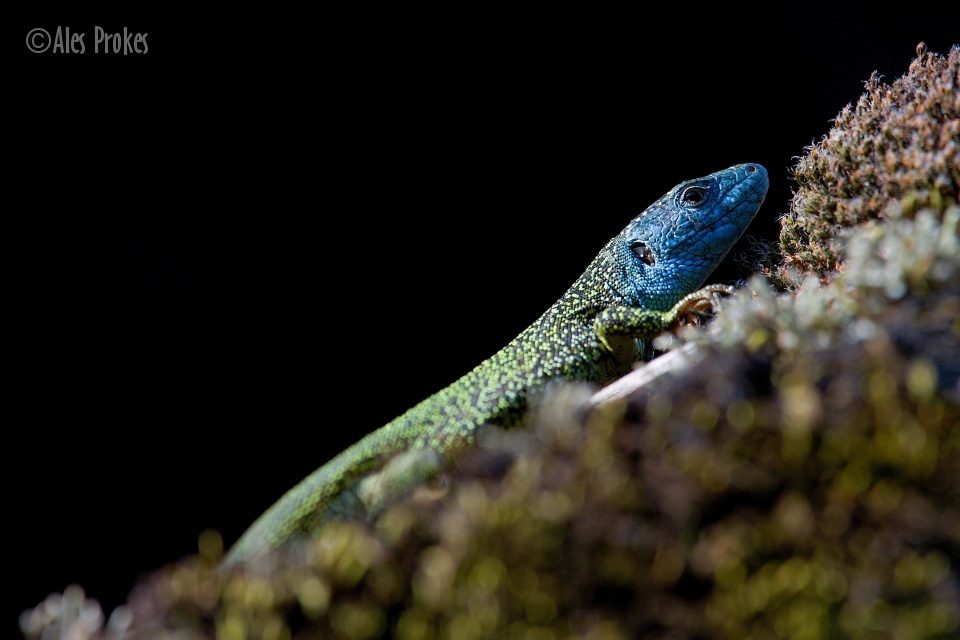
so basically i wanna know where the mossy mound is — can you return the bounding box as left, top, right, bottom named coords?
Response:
left=779, top=44, right=959, bottom=277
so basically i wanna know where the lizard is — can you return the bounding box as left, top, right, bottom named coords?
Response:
left=224, top=163, right=768, bottom=565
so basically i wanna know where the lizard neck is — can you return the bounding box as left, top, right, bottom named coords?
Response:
left=475, top=238, right=643, bottom=401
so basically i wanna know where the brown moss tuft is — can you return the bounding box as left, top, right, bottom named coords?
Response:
left=780, top=44, right=959, bottom=276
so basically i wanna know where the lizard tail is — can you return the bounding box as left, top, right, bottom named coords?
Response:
left=222, top=424, right=405, bottom=566
left=221, top=396, right=444, bottom=566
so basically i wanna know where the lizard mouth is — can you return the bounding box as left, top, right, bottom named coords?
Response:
left=720, top=164, right=769, bottom=219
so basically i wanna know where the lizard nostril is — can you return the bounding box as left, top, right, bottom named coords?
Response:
left=745, top=165, right=756, bottom=173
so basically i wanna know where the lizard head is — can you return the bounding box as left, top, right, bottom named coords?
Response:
left=618, top=163, right=768, bottom=310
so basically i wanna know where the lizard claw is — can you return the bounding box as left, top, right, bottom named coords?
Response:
left=672, top=284, right=736, bottom=327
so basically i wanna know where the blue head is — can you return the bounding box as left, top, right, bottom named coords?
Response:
left=609, top=163, right=768, bottom=310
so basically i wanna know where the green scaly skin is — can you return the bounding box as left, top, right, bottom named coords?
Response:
left=225, top=164, right=769, bottom=565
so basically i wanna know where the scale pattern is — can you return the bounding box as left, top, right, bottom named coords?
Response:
left=226, top=164, right=769, bottom=564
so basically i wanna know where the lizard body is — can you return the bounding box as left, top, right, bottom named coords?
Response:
left=225, top=164, right=768, bottom=565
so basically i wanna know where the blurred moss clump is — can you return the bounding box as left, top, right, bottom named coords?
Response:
left=22, top=47, right=960, bottom=640
left=779, top=44, right=959, bottom=278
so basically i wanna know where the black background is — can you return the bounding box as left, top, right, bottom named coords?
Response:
left=8, top=4, right=959, bottom=633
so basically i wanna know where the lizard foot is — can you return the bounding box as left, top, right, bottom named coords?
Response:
left=357, top=448, right=443, bottom=520
left=670, top=284, right=736, bottom=328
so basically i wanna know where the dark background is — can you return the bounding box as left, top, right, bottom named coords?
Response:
left=8, top=4, right=959, bottom=633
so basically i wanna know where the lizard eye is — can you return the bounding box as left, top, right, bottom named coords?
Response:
left=630, top=241, right=656, bottom=266
left=681, top=186, right=706, bottom=207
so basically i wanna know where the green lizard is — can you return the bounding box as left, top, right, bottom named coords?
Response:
left=225, top=163, right=768, bottom=565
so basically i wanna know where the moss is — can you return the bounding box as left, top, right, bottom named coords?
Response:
left=779, top=44, right=959, bottom=277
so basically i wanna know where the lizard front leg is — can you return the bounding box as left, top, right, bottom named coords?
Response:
left=594, top=284, right=735, bottom=361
